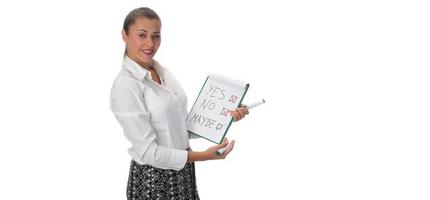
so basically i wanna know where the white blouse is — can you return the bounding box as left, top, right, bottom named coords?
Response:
left=110, top=56, right=191, bottom=170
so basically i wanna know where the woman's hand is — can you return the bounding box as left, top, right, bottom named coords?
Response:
left=230, top=105, right=249, bottom=122
left=204, top=138, right=235, bottom=160
left=187, top=138, right=235, bottom=162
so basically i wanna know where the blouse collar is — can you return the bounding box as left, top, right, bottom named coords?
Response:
left=122, top=55, right=166, bottom=82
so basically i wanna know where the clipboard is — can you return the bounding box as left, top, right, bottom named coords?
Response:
left=186, top=74, right=249, bottom=144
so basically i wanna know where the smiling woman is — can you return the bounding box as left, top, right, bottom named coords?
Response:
left=121, top=9, right=161, bottom=69
left=110, top=7, right=249, bottom=200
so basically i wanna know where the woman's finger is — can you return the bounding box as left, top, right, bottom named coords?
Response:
left=216, top=138, right=229, bottom=150
left=231, top=107, right=249, bottom=121
left=230, top=111, right=238, bottom=121
left=243, top=107, right=249, bottom=115
left=222, top=140, right=235, bottom=158
left=238, top=109, right=246, bottom=118
left=240, top=107, right=249, bottom=115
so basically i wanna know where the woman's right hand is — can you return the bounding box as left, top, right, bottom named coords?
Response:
left=204, top=138, right=235, bottom=160
left=187, top=138, right=235, bottom=162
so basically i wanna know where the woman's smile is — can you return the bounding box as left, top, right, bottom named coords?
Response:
left=141, top=49, right=154, bottom=56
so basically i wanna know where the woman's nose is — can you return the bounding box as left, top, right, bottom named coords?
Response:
left=144, top=37, right=155, bottom=47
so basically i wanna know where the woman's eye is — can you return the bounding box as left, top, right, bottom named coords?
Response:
left=153, top=35, right=161, bottom=39
left=139, top=34, right=146, bottom=38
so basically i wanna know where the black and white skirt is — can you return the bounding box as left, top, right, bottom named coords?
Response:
left=126, top=160, right=200, bottom=200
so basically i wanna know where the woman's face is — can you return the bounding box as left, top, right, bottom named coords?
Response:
left=122, top=17, right=161, bottom=67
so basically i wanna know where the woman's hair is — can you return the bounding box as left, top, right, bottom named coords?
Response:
left=123, top=7, right=161, bottom=35
left=122, top=7, right=161, bottom=56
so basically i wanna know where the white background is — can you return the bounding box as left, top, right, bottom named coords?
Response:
left=0, top=0, right=429, bottom=199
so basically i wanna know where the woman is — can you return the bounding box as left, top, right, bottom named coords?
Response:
left=110, top=7, right=249, bottom=200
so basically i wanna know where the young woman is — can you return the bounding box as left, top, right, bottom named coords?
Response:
left=110, top=7, right=249, bottom=200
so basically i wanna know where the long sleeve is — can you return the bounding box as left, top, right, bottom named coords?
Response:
left=110, top=78, right=188, bottom=170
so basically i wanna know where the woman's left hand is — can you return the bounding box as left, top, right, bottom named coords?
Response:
left=230, top=105, right=249, bottom=122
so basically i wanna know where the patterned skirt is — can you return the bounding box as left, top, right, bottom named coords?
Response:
left=126, top=160, right=200, bottom=200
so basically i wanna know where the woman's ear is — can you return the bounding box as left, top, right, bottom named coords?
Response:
left=121, top=30, right=128, bottom=43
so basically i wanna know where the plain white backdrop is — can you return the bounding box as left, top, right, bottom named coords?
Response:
left=0, top=0, right=429, bottom=199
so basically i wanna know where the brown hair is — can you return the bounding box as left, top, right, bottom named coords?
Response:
left=122, top=7, right=161, bottom=56
left=123, top=7, right=161, bottom=35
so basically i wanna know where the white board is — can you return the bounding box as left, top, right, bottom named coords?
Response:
left=186, top=74, right=249, bottom=144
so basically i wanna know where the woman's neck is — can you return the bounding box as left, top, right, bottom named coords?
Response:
left=127, top=55, right=153, bottom=71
